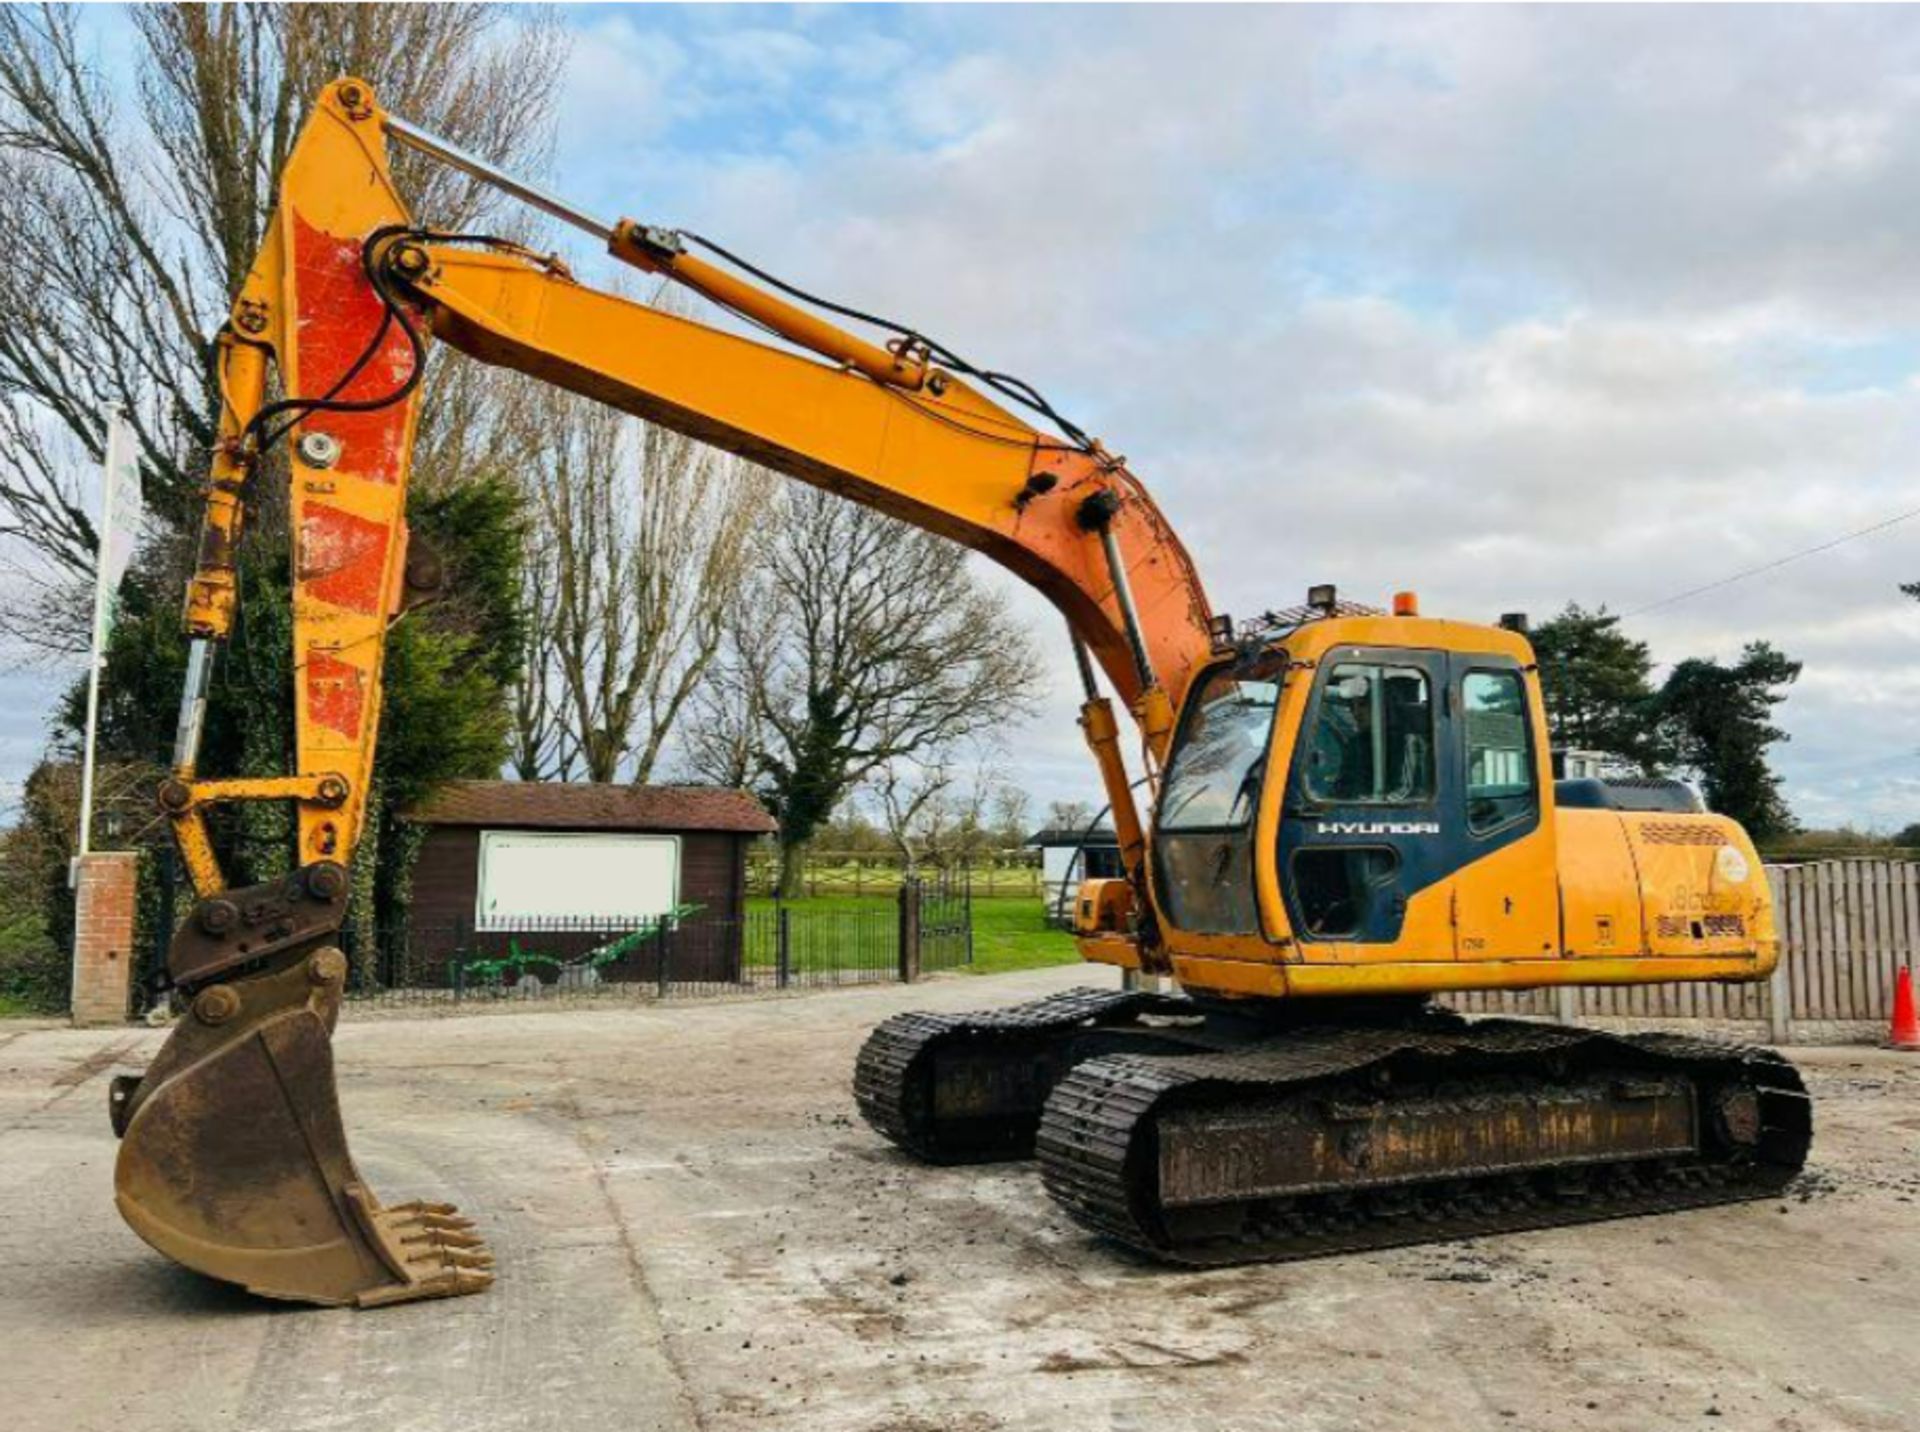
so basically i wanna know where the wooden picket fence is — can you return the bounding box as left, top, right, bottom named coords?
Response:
left=1446, top=860, right=1918, bottom=1045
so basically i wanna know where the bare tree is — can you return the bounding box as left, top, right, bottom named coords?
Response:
left=0, top=3, right=565, bottom=650
left=681, top=584, right=780, bottom=790
left=1045, top=799, right=1098, bottom=832
left=508, top=515, right=568, bottom=781
left=870, top=749, right=1023, bottom=876
left=711, top=488, right=1043, bottom=897
left=989, top=782, right=1032, bottom=848
left=870, top=759, right=955, bottom=878
left=514, top=391, right=774, bottom=783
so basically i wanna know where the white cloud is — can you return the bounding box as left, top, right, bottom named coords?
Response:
left=548, top=6, right=1920, bottom=828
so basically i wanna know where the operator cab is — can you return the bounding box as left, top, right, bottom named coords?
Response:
left=1152, top=595, right=1555, bottom=960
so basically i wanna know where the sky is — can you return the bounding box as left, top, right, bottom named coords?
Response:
left=8, top=3, right=1920, bottom=831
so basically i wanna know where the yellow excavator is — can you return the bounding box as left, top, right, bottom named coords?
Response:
left=111, top=81, right=1810, bottom=1308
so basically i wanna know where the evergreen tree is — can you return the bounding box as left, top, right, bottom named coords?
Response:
left=1655, top=642, right=1801, bottom=839
left=1528, top=603, right=1666, bottom=770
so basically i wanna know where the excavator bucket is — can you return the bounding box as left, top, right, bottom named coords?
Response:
left=112, top=944, right=491, bottom=1308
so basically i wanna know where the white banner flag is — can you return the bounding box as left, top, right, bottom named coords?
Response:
left=74, top=409, right=143, bottom=867
left=97, top=410, right=143, bottom=601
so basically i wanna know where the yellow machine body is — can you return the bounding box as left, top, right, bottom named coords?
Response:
left=1077, top=614, right=1776, bottom=999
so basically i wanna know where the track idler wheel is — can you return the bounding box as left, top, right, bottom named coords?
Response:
left=112, top=945, right=493, bottom=1308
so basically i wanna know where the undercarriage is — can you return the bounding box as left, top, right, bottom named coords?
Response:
left=854, top=988, right=1812, bottom=1265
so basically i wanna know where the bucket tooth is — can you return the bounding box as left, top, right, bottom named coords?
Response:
left=112, top=945, right=492, bottom=1309
left=344, top=1184, right=496, bottom=1307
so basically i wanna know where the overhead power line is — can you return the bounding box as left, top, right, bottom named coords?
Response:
left=1623, top=503, right=1920, bottom=617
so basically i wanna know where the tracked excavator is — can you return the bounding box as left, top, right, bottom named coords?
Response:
left=111, top=81, right=1810, bottom=1308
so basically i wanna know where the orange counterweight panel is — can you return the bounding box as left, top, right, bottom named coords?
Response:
left=1557, top=809, right=1650, bottom=958
left=1621, top=814, right=1777, bottom=967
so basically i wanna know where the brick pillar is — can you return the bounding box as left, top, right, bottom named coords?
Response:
left=71, top=852, right=139, bottom=1026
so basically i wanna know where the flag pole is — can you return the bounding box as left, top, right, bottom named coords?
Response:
left=73, top=409, right=128, bottom=880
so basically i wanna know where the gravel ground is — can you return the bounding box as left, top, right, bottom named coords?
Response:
left=3, top=965, right=1917, bottom=1432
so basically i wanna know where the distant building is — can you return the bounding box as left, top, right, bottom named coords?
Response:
left=1553, top=748, right=1619, bottom=780
left=1026, top=824, right=1123, bottom=927
left=401, top=781, right=775, bottom=984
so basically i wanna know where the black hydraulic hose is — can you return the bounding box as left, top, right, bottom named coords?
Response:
left=680, top=230, right=1094, bottom=450
left=239, top=225, right=430, bottom=462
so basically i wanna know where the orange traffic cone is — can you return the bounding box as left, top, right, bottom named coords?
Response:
left=1889, top=967, right=1920, bottom=1051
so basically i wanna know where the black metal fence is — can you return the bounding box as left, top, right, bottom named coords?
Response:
left=335, top=876, right=972, bottom=1009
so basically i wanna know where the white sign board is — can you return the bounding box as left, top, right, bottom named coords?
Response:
left=476, top=830, right=681, bottom=930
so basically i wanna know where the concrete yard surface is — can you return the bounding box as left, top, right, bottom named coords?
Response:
left=4, top=966, right=1918, bottom=1432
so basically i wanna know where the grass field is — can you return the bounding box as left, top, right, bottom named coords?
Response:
left=0, top=994, right=37, bottom=1018
left=964, top=897, right=1081, bottom=974
left=742, top=894, right=1078, bottom=976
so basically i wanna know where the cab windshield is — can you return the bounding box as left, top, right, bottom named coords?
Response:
left=1158, top=660, right=1282, bottom=831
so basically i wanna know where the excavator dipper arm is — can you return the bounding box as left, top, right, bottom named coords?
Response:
left=115, top=79, right=1213, bottom=1308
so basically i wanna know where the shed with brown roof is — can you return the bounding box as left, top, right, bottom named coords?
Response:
left=399, top=781, right=775, bottom=988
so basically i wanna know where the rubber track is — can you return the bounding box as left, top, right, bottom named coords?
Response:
left=854, top=987, right=1162, bottom=1161
left=1036, top=1020, right=1812, bottom=1266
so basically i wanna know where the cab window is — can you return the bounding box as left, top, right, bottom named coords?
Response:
left=1158, top=666, right=1281, bottom=830
left=1304, top=663, right=1433, bottom=804
left=1463, top=669, right=1534, bottom=832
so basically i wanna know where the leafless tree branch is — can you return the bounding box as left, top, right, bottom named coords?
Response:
left=0, top=2, right=567, bottom=654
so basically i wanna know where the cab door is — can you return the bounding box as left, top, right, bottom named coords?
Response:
left=1446, top=655, right=1560, bottom=962
left=1277, top=648, right=1454, bottom=961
